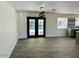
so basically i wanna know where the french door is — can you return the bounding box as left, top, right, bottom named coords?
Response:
left=27, top=17, right=46, bottom=38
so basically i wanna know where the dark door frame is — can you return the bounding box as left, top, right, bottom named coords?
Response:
left=27, top=17, right=46, bottom=38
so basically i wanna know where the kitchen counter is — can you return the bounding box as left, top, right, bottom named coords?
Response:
left=70, top=29, right=79, bottom=38
left=76, top=31, right=79, bottom=47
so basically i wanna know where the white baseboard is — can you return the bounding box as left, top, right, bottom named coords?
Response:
left=18, top=34, right=27, bottom=39
left=46, top=35, right=66, bottom=37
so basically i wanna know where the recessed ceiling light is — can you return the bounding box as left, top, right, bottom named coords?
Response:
left=77, top=11, right=79, bottom=12
left=40, top=6, right=44, bottom=9
left=52, top=9, right=56, bottom=11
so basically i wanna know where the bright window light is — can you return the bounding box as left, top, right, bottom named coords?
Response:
left=57, top=18, right=68, bottom=29
left=75, top=18, right=79, bottom=26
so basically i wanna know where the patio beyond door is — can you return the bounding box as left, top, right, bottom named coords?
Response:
left=27, top=17, right=46, bottom=38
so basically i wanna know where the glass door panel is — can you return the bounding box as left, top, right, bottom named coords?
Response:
left=38, top=19, right=44, bottom=35
left=27, top=17, right=45, bottom=38
left=29, top=19, right=35, bottom=36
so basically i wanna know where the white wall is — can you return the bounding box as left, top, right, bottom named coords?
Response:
left=0, top=2, right=17, bottom=57
left=46, top=13, right=66, bottom=37
left=17, top=11, right=79, bottom=38
left=17, top=11, right=39, bottom=38
left=46, top=13, right=79, bottom=37
left=17, top=12, right=27, bottom=38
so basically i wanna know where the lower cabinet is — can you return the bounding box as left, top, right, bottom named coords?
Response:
left=71, top=29, right=79, bottom=38
left=76, top=31, right=79, bottom=47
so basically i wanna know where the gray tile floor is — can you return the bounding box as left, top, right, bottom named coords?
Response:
left=10, top=37, right=79, bottom=58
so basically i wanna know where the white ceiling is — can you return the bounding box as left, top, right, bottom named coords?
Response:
left=7, top=1, right=79, bottom=14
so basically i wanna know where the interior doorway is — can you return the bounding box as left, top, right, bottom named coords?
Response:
left=27, top=17, right=46, bottom=38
